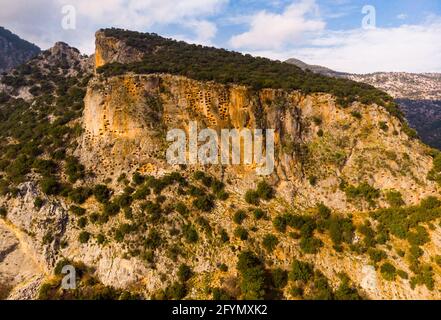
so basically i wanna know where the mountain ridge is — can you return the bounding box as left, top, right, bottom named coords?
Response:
left=0, top=26, right=40, bottom=73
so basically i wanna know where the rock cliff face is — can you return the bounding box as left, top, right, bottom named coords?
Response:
left=95, top=30, right=144, bottom=70
left=80, top=72, right=438, bottom=210
left=1, top=30, right=441, bottom=300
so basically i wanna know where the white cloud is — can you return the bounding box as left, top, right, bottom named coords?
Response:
left=235, top=15, right=441, bottom=73
left=397, top=13, right=408, bottom=20
left=293, top=21, right=441, bottom=73
left=0, top=0, right=227, bottom=54
left=229, top=0, right=325, bottom=50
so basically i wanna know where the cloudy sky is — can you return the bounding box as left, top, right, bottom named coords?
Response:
left=1, top=0, right=440, bottom=73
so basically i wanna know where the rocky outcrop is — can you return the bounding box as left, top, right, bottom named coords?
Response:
left=80, top=73, right=438, bottom=211
left=95, top=30, right=144, bottom=70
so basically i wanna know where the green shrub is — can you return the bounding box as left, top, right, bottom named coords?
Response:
left=103, top=202, right=120, bottom=216
left=233, top=210, right=247, bottom=225
left=70, top=205, right=86, bottom=216
left=68, top=187, right=92, bottom=204
left=351, top=111, right=362, bottom=119
left=256, top=181, right=274, bottom=201
left=65, top=156, right=85, bottom=183
left=93, top=185, right=111, bottom=203
left=78, top=231, right=91, bottom=244
left=273, top=215, right=287, bottom=233
left=334, top=274, right=362, bottom=300
left=0, top=207, right=6, bottom=218
left=299, top=237, right=323, bottom=254
left=253, top=208, right=266, bottom=220
left=244, top=190, right=259, bottom=205
left=219, top=229, right=230, bottom=243
left=177, top=264, right=192, bottom=283
left=77, top=217, right=88, bottom=228
left=385, top=191, right=405, bottom=207
left=344, top=182, right=380, bottom=206
left=192, top=194, right=215, bottom=212
left=234, top=227, right=248, bottom=241
left=262, top=234, right=279, bottom=252
left=368, top=248, right=387, bottom=264
left=380, top=262, right=397, bottom=281
left=271, top=268, right=288, bottom=289
left=183, top=224, right=198, bottom=243
left=40, top=176, right=61, bottom=195
left=165, top=282, right=187, bottom=300
left=236, top=251, right=266, bottom=300
left=34, top=197, right=44, bottom=209
left=290, top=259, right=314, bottom=282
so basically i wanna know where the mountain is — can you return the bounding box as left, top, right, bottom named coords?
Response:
left=0, top=29, right=441, bottom=300
left=285, top=58, right=348, bottom=78
left=286, top=59, right=441, bottom=150
left=0, top=27, right=40, bottom=73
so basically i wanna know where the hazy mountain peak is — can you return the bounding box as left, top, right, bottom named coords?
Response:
left=0, top=26, right=40, bottom=73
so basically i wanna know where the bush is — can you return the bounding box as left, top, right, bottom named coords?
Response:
left=34, top=197, right=44, bottom=209
left=183, top=224, right=198, bottom=243
left=344, top=182, right=380, bottom=206
left=368, top=248, right=387, bottom=264
left=244, top=190, right=259, bottom=205
left=93, top=185, right=111, bottom=203
left=253, top=208, right=265, bottom=220
left=262, top=234, right=279, bottom=252
left=78, top=231, right=91, bottom=244
left=299, top=237, right=323, bottom=254
left=65, top=156, right=85, bottom=183
left=177, top=264, right=192, bottom=283
left=316, top=203, right=331, bottom=219
left=40, top=176, right=61, bottom=195
left=236, top=251, right=266, bottom=299
left=234, top=227, right=248, bottom=241
left=165, top=282, right=187, bottom=300
left=192, top=194, right=215, bottom=212
left=70, top=205, right=86, bottom=216
left=77, top=217, right=88, bottom=228
left=385, top=191, right=405, bottom=207
left=380, top=262, right=396, bottom=281
left=290, top=259, right=314, bottom=282
left=219, top=229, right=230, bottom=243
left=271, top=268, right=288, bottom=289
left=256, top=181, right=274, bottom=201
left=273, top=215, right=287, bottom=233
left=233, top=210, right=247, bottom=225
left=132, top=172, right=145, bottom=185
left=103, top=202, right=120, bottom=216
left=68, top=187, right=92, bottom=204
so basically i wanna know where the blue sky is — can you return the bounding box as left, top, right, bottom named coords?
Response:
left=1, top=0, right=440, bottom=73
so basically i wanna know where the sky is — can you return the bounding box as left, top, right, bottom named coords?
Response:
left=0, top=0, right=440, bottom=73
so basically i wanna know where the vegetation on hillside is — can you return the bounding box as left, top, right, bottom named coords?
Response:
left=97, top=29, right=402, bottom=120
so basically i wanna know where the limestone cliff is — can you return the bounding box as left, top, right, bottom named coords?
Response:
left=1, top=30, right=441, bottom=300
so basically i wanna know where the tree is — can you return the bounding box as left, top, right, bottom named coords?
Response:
left=236, top=251, right=266, bottom=300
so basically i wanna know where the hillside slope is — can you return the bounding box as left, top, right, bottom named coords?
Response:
left=286, top=58, right=441, bottom=150
left=0, top=27, right=40, bottom=73
left=0, top=29, right=441, bottom=300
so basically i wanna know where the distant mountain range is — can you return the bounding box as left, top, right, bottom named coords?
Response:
left=0, top=26, right=40, bottom=73
left=286, top=58, right=441, bottom=149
